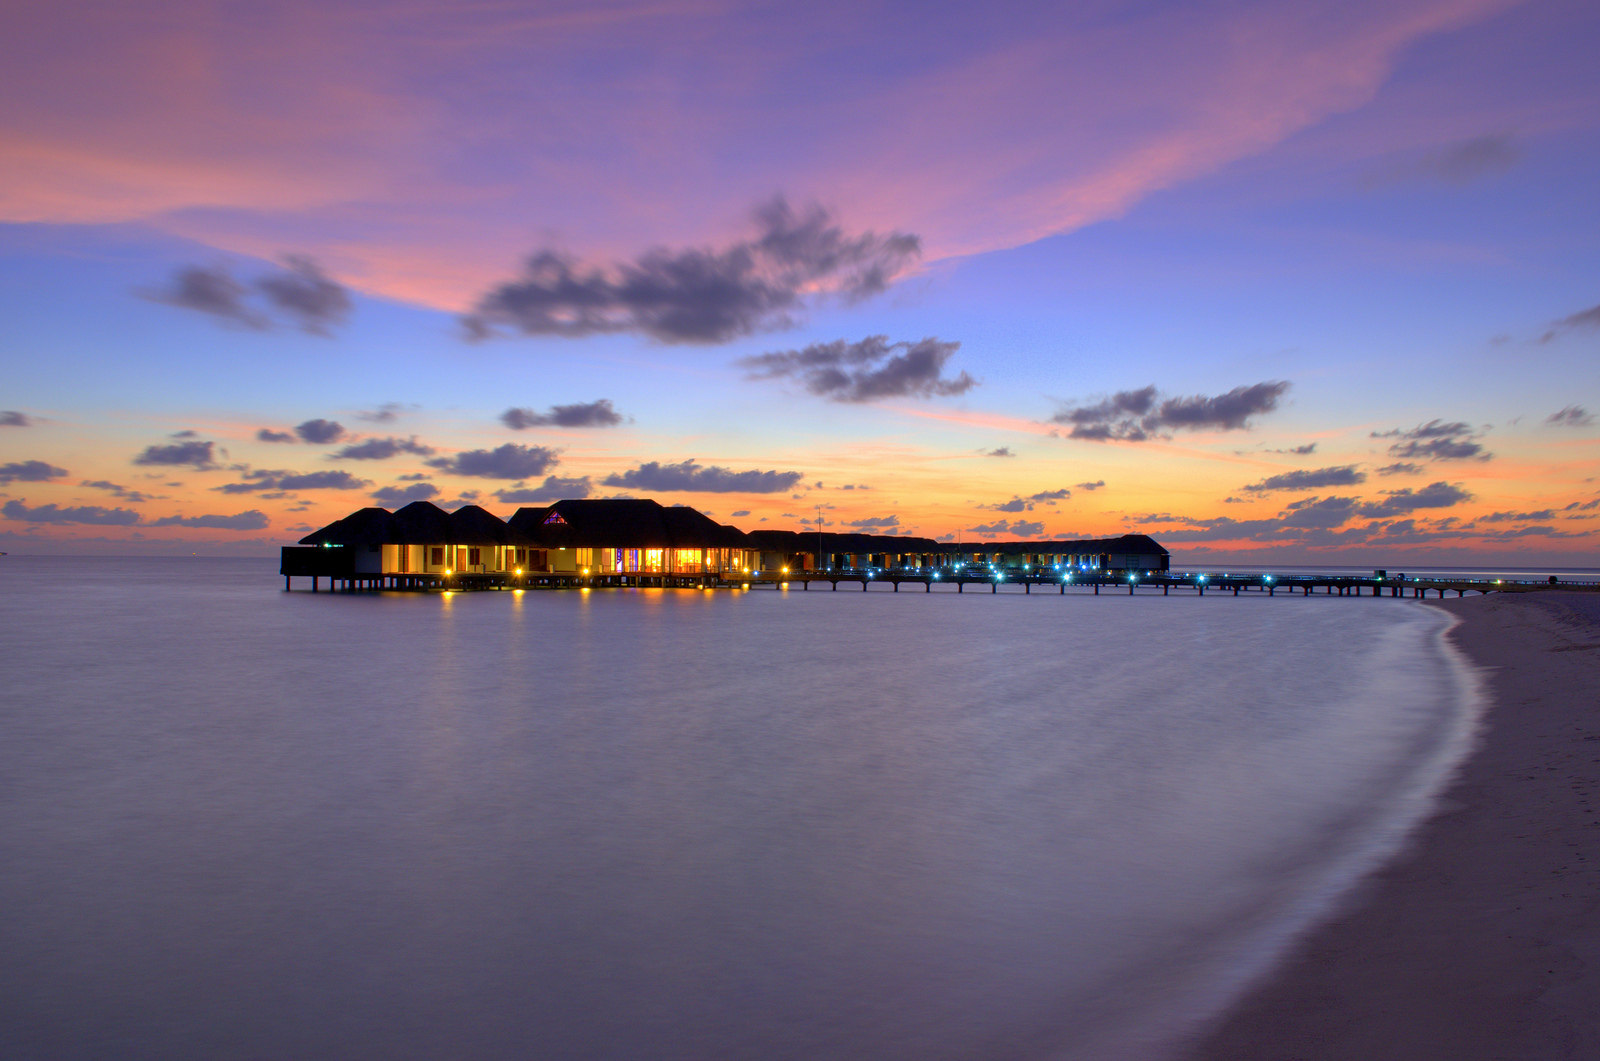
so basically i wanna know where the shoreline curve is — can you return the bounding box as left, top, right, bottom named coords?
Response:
left=1182, top=590, right=1600, bottom=1061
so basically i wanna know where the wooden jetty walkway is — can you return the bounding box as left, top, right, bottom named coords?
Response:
left=290, top=567, right=1596, bottom=598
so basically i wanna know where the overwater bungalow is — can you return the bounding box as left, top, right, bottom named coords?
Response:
left=280, top=498, right=1170, bottom=589
left=285, top=500, right=533, bottom=583
left=507, top=498, right=759, bottom=578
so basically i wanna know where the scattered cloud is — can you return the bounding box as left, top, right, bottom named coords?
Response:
left=3, top=499, right=141, bottom=525
left=1374, top=419, right=1490, bottom=462
left=603, top=458, right=804, bottom=494
left=80, top=480, right=156, bottom=502
left=1479, top=509, right=1557, bottom=522
left=1075, top=480, right=1106, bottom=491
left=142, top=257, right=351, bottom=334
left=1, top=411, right=31, bottom=427
left=968, top=517, right=1045, bottom=538
left=986, top=487, right=1072, bottom=512
left=0, top=460, right=68, bottom=484
left=357, top=402, right=413, bottom=423
left=1546, top=405, right=1594, bottom=428
left=215, top=469, right=372, bottom=494
left=296, top=419, right=347, bottom=444
left=984, top=447, right=1015, bottom=457
left=1262, top=442, right=1317, bottom=455
left=493, top=475, right=594, bottom=504
left=427, top=443, right=560, bottom=479
left=730, top=510, right=751, bottom=517
left=1538, top=302, right=1600, bottom=344
left=256, top=255, right=351, bottom=335
left=847, top=515, right=900, bottom=529
left=1376, top=462, right=1423, bottom=476
left=140, top=265, right=267, bottom=329
left=372, top=482, right=439, bottom=504
left=501, top=400, right=624, bottom=429
left=1423, top=133, right=1520, bottom=184
left=257, top=428, right=296, bottom=443
left=149, top=510, right=271, bottom=530
left=465, top=197, right=920, bottom=344
left=133, top=440, right=217, bottom=469
left=1242, top=465, right=1367, bottom=493
left=1052, top=382, right=1288, bottom=441
left=1357, top=481, right=1473, bottom=515
left=332, top=436, right=436, bottom=460
left=740, top=335, right=976, bottom=403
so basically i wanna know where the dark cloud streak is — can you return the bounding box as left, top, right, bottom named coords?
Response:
left=466, top=198, right=920, bottom=344
left=740, top=335, right=976, bottom=403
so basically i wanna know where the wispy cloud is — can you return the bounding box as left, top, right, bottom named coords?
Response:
left=1, top=411, right=32, bottom=427
left=1538, top=303, right=1600, bottom=345
left=1372, top=419, right=1490, bottom=461
left=1546, top=405, right=1594, bottom=427
left=81, top=480, right=157, bottom=502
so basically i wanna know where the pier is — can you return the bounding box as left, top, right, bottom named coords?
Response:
left=285, top=565, right=1594, bottom=597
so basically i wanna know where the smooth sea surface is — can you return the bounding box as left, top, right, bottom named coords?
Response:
left=1, top=556, right=1481, bottom=1061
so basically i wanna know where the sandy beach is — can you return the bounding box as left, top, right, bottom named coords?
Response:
left=1185, top=591, right=1600, bottom=1060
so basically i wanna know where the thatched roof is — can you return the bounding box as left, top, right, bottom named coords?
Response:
left=508, top=498, right=756, bottom=549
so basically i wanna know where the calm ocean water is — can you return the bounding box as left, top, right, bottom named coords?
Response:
left=1, top=556, right=1480, bottom=1061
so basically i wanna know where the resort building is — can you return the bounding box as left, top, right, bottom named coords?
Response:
left=289, top=500, right=532, bottom=578
left=506, top=498, right=760, bottom=577
left=282, top=499, right=1169, bottom=587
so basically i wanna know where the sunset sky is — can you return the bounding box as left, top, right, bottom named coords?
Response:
left=2, top=0, right=1597, bottom=563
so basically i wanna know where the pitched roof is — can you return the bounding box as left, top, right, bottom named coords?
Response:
left=297, top=507, right=395, bottom=546
left=448, top=504, right=530, bottom=545
left=508, top=498, right=754, bottom=549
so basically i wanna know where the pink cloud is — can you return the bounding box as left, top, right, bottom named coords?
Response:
left=0, top=0, right=1519, bottom=308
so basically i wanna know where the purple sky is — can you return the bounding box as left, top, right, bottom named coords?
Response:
left=1, top=0, right=1597, bottom=562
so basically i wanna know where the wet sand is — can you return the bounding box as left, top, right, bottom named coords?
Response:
left=1186, top=591, right=1600, bottom=1061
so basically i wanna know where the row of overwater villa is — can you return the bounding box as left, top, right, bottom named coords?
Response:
left=280, top=498, right=1171, bottom=591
